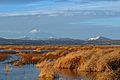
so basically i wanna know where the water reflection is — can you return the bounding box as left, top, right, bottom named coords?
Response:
left=0, top=64, right=40, bottom=80
left=0, top=54, right=39, bottom=80
left=39, top=67, right=120, bottom=80
left=55, top=69, right=85, bottom=80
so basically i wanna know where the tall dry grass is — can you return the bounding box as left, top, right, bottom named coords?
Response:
left=36, top=45, right=120, bottom=80
left=0, top=45, right=119, bottom=79
left=0, top=53, right=9, bottom=61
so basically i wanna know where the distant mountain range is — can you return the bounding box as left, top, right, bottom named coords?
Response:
left=20, top=29, right=112, bottom=41
left=21, top=34, right=112, bottom=41
left=0, top=35, right=119, bottom=45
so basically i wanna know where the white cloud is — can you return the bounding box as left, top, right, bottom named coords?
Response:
left=0, top=10, right=59, bottom=16
left=1, top=1, right=120, bottom=17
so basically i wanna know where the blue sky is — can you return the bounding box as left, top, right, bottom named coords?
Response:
left=0, top=0, right=120, bottom=39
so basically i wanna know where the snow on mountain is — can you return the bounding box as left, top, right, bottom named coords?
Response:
left=88, top=36, right=111, bottom=41
left=21, top=29, right=55, bottom=40
left=29, top=29, right=41, bottom=34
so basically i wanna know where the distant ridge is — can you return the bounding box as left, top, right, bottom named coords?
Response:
left=20, top=36, right=31, bottom=40
left=88, top=36, right=112, bottom=41
left=0, top=35, right=119, bottom=45
left=0, top=37, right=6, bottom=39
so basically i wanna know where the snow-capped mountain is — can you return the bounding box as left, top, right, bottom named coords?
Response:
left=88, top=36, right=111, bottom=41
left=21, top=29, right=55, bottom=40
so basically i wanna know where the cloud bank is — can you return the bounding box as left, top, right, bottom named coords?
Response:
left=0, top=0, right=120, bottom=4
left=0, top=0, right=120, bottom=16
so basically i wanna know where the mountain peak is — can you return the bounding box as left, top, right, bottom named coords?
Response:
left=21, top=29, right=55, bottom=40
left=29, top=29, right=41, bottom=34
left=88, top=36, right=111, bottom=41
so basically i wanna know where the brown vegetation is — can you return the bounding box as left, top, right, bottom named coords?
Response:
left=12, top=52, right=42, bottom=66
left=36, top=45, right=120, bottom=80
left=0, top=53, right=9, bottom=61
left=0, top=45, right=120, bottom=79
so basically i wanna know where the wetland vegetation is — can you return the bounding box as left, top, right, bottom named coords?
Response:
left=0, top=45, right=120, bottom=80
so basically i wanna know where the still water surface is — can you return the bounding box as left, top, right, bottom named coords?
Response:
left=0, top=54, right=39, bottom=80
